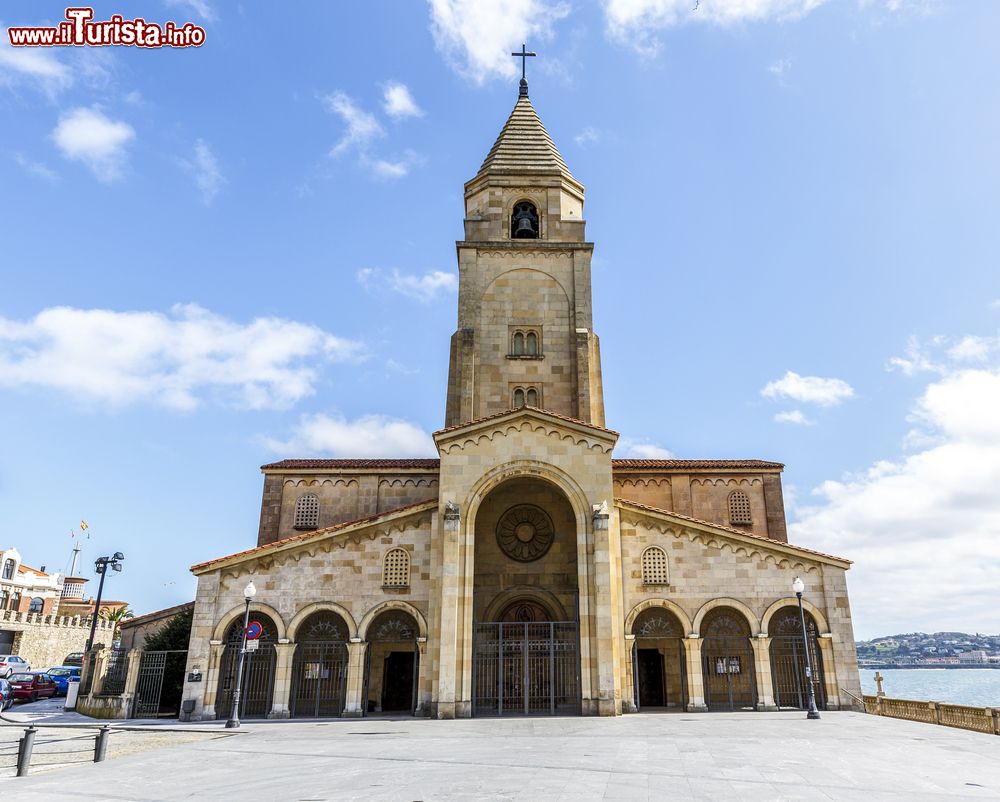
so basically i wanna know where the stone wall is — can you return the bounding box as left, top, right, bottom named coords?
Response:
left=0, top=610, right=114, bottom=669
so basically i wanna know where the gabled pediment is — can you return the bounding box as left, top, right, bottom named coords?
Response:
left=433, top=406, right=618, bottom=456
left=615, top=498, right=851, bottom=571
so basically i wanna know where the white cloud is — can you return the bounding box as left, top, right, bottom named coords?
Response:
left=604, top=0, right=828, bottom=54
left=178, top=139, right=225, bottom=204
left=618, top=437, right=674, bottom=459
left=14, top=153, right=57, bottom=182
left=774, top=409, right=814, bottom=425
left=761, top=370, right=855, bottom=407
left=51, top=106, right=135, bottom=182
left=768, top=57, right=792, bottom=84
left=0, top=24, right=73, bottom=96
left=266, top=413, right=436, bottom=458
left=574, top=127, right=600, bottom=147
left=325, top=91, right=384, bottom=157
left=382, top=82, right=423, bottom=120
left=0, top=304, right=364, bottom=411
left=165, top=0, right=217, bottom=22
left=361, top=150, right=423, bottom=180
left=888, top=334, right=1000, bottom=376
left=791, top=364, right=1000, bottom=637
left=357, top=268, right=458, bottom=303
left=428, top=0, right=571, bottom=84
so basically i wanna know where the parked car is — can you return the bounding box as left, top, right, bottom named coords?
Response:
left=9, top=672, right=57, bottom=702
left=46, top=666, right=81, bottom=695
left=0, top=655, right=31, bottom=678
left=62, top=652, right=85, bottom=667
left=0, top=678, right=13, bottom=711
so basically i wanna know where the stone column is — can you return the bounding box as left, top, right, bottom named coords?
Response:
left=414, top=637, right=428, bottom=716
left=269, top=641, right=296, bottom=719
left=622, top=634, right=637, bottom=713
left=121, top=649, right=143, bottom=719
left=818, top=635, right=841, bottom=709
left=343, top=639, right=368, bottom=717
left=682, top=636, right=708, bottom=712
left=434, top=507, right=463, bottom=718
left=201, top=641, right=225, bottom=720
left=751, top=636, right=777, bottom=711
left=91, top=649, right=110, bottom=697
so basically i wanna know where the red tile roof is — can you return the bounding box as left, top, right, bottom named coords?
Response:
left=613, top=459, right=784, bottom=470
left=615, top=498, right=848, bottom=565
left=262, top=458, right=439, bottom=470
left=191, top=499, right=437, bottom=572
left=433, top=406, right=619, bottom=437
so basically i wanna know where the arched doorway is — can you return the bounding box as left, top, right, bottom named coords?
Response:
left=216, top=612, right=277, bottom=720
left=290, top=609, right=350, bottom=718
left=632, top=608, right=687, bottom=711
left=768, top=607, right=827, bottom=711
left=364, top=609, right=419, bottom=714
left=471, top=476, right=581, bottom=717
left=700, top=608, right=757, bottom=711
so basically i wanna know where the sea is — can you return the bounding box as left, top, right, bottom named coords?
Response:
left=860, top=668, right=1000, bottom=707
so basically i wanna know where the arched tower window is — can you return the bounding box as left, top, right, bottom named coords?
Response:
left=511, top=201, right=539, bottom=239
left=294, top=493, right=320, bottom=529
left=728, top=490, right=752, bottom=526
left=382, top=548, right=411, bottom=588
left=525, top=331, right=538, bottom=355
left=512, top=332, right=525, bottom=355
left=525, top=387, right=538, bottom=407
left=1, top=559, right=14, bottom=580
left=513, top=388, right=525, bottom=408
left=641, top=546, right=669, bottom=585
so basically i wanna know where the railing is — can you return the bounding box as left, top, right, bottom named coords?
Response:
left=0, top=726, right=111, bottom=778
left=862, top=694, right=1000, bottom=736
left=98, top=649, right=129, bottom=696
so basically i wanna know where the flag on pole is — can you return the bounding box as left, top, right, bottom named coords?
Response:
left=80, top=520, right=88, bottom=531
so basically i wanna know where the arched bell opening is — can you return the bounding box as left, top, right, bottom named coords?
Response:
left=364, top=609, right=420, bottom=715
left=700, top=607, right=757, bottom=712
left=215, top=613, right=278, bottom=720
left=768, top=607, right=827, bottom=711
left=511, top=201, right=539, bottom=239
left=471, top=476, right=581, bottom=717
left=631, top=607, right=687, bottom=712
left=290, top=609, right=350, bottom=718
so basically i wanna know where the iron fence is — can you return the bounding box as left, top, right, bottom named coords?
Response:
left=97, top=649, right=129, bottom=696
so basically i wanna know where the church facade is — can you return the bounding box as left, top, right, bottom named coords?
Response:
left=181, top=81, right=861, bottom=721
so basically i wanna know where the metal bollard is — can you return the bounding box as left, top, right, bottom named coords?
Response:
left=16, top=726, right=37, bottom=777
left=94, top=724, right=111, bottom=763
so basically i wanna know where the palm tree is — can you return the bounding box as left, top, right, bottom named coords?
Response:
left=100, top=606, right=134, bottom=642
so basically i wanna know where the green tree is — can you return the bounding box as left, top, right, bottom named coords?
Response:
left=144, top=607, right=193, bottom=651
left=100, top=606, right=134, bottom=640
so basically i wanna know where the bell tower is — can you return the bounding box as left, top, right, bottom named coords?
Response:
left=444, top=67, right=605, bottom=427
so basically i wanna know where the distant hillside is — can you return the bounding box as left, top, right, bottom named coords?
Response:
left=857, top=632, right=1000, bottom=661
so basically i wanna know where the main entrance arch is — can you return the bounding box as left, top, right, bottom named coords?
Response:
left=290, top=609, right=350, bottom=718
left=768, top=606, right=827, bottom=711
left=216, top=612, right=277, bottom=720
left=364, top=608, right=420, bottom=714
left=700, top=607, right=757, bottom=711
left=471, top=476, right=581, bottom=717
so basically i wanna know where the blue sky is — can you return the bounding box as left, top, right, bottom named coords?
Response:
left=2, top=1, right=999, bottom=640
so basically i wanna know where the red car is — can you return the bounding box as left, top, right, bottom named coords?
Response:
left=9, top=672, right=57, bottom=702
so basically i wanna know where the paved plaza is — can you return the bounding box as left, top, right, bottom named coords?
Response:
left=4, top=710, right=1000, bottom=800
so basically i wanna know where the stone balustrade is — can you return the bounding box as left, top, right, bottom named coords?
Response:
left=863, top=694, right=1000, bottom=736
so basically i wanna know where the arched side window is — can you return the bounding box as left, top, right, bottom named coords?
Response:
left=382, top=548, right=411, bottom=588
left=0, top=591, right=8, bottom=610
left=525, top=388, right=538, bottom=407
left=728, top=490, right=752, bottom=526
left=1, top=559, right=14, bottom=580
left=513, top=388, right=526, bottom=408
left=28, top=597, right=43, bottom=614
left=512, top=386, right=540, bottom=408
left=294, top=493, right=320, bottom=529
left=641, top=546, right=669, bottom=586
left=511, top=201, right=539, bottom=239
left=512, top=332, right=525, bottom=356
left=526, top=331, right=538, bottom=355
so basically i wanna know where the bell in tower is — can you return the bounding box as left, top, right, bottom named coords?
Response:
left=511, top=202, right=539, bottom=238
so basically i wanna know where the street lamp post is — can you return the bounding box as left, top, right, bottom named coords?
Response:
left=792, top=576, right=821, bottom=720
left=225, top=580, right=257, bottom=729
left=85, top=552, right=125, bottom=652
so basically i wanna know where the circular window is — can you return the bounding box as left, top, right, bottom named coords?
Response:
left=496, top=504, right=555, bottom=562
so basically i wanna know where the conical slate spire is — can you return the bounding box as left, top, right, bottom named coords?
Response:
left=474, top=94, right=576, bottom=182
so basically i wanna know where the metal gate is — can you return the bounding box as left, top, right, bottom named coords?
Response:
left=98, top=649, right=129, bottom=696
left=132, top=650, right=188, bottom=718
left=216, top=643, right=276, bottom=720
left=472, top=622, right=580, bottom=716
left=770, top=636, right=827, bottom=710
left=290, top=641, right=348, bottom=717
left=702, top=636, right=757, bottom=711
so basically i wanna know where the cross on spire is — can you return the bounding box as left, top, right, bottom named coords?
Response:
left=511, top=43, right=536, bottom=96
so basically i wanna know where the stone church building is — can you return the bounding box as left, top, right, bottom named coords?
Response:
left=182, top=79, right=861, bottom=721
